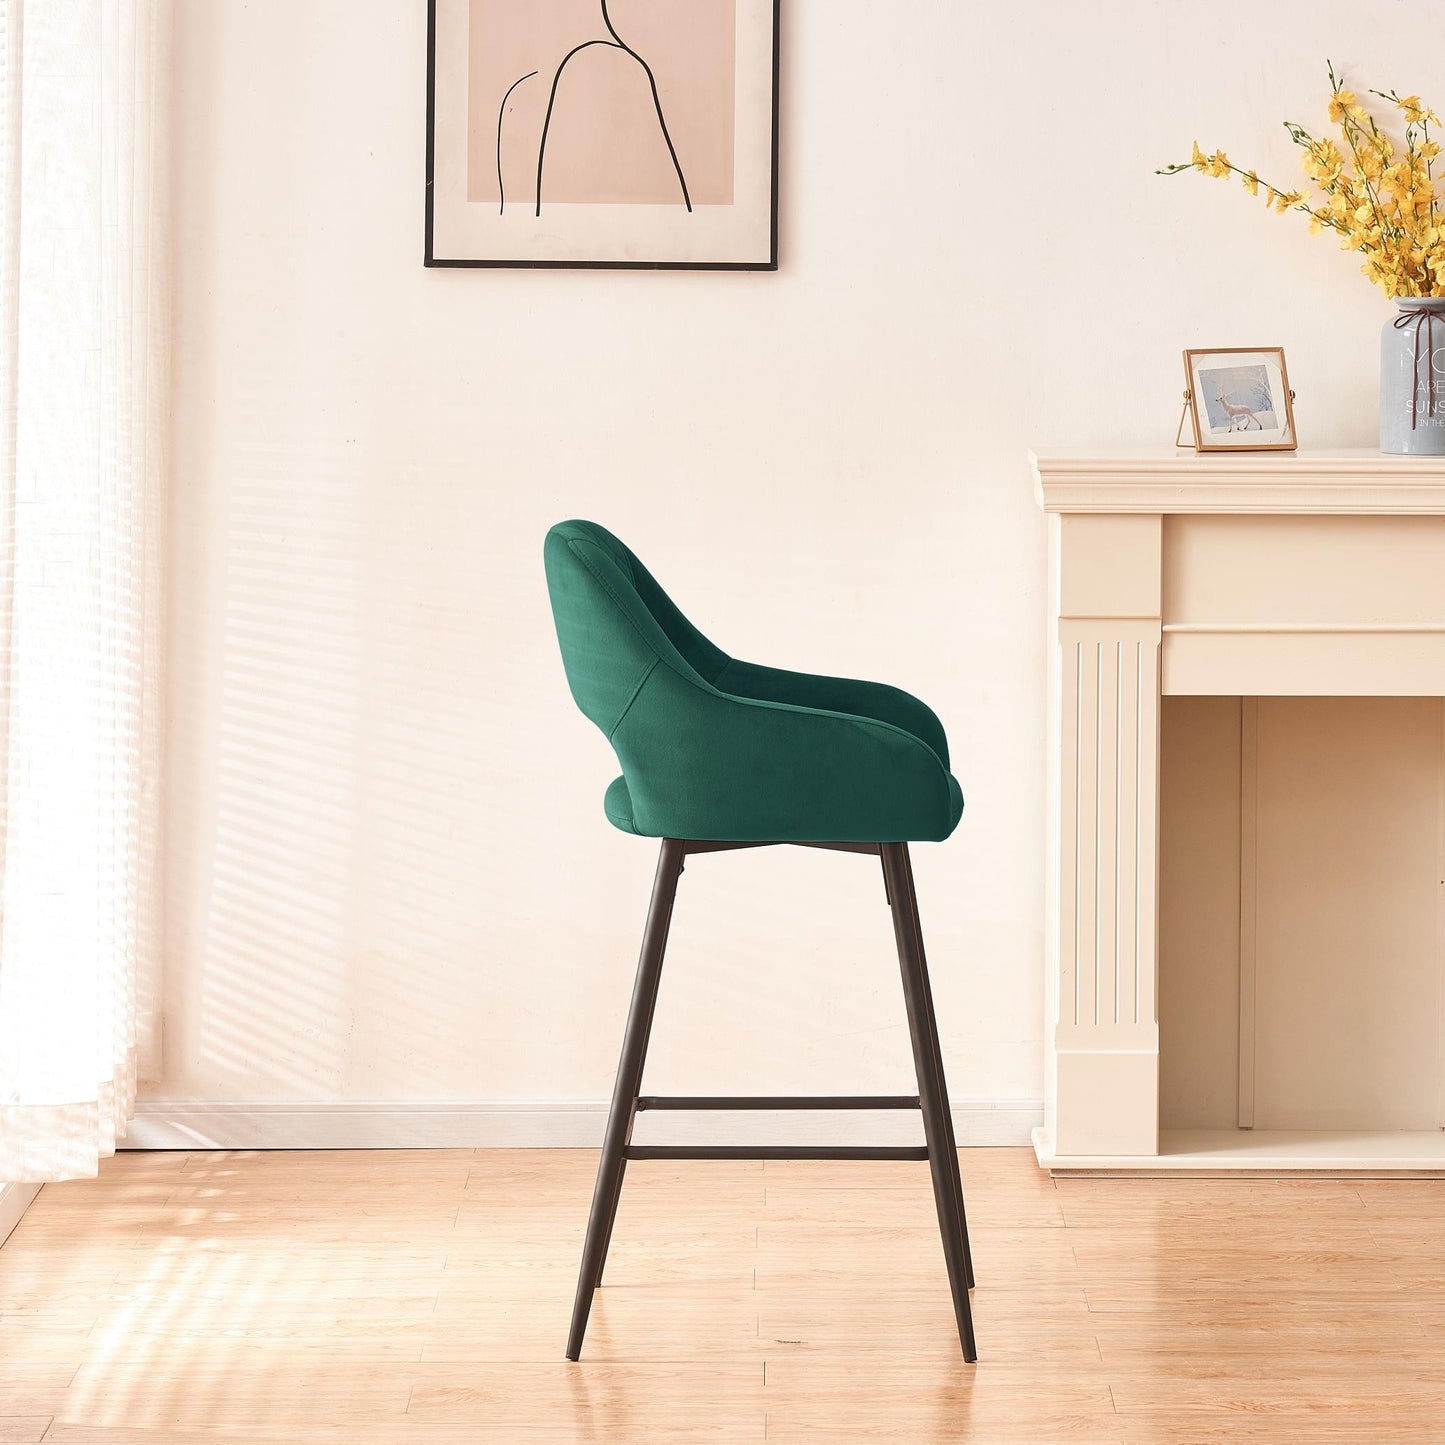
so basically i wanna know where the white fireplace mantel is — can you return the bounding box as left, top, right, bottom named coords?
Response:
left=1031, top=446, right=1445, bottom=1175
left=1033, top=446, right=1445, bottom=515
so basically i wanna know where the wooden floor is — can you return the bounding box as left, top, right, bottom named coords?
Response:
left=2, top=1148, right=1444, bottom=1441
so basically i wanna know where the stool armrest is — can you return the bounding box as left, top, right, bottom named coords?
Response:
left=611, top=661, right=956, bottom=842
left=715, top=658, right=950, bottom=769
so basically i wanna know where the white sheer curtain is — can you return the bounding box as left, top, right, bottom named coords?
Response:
left=0, top=0, right=167, bottom=1181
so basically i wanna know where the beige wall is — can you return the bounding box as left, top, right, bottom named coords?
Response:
left=154, top=0, right=1425, bottom=1140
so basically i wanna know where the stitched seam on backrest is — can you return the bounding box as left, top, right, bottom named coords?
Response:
left=608, top=657, right=659, bottom=742
left=567, top=537, right=698, bottom=680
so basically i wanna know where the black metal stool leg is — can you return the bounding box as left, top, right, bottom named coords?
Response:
left=591, top=1161, right=626, bottom=1291
left=565, top=838, right=685, bottom=1361
left=899, top=846, right=975, bottom=1291
left=882, top=843, right=978, bottom=1363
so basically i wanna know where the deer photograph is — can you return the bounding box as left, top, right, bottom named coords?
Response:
left=1200, top=362, right=1279, bottom=433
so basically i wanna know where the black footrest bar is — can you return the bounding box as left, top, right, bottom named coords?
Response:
left=680, top=840, right=881, bottom=856
left=636, top=1095, right=921, bottom=1112
left=622, top=1145, right=930, bottom=1162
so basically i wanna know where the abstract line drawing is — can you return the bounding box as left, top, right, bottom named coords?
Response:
left=597, top=0, right=692, bottom=211
left=535, top=0, right=692, bottom=216
left=430, top=0, right=778, bottom=269
left=496, top=70, right=538, bottom=214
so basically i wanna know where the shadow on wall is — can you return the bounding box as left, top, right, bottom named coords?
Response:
left=188, top=408, right=364, bottom=1096
left=170, top=378, right=573, bottom=1102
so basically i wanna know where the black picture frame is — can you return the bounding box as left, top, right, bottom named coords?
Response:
left=424, top=0, right=780, bottom=271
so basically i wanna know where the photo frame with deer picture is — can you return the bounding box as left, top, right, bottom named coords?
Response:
left=1180, top=347, right=1298, bottom=452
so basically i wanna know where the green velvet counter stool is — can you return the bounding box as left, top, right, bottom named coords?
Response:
left=544, top=519, right=976, bottom=1362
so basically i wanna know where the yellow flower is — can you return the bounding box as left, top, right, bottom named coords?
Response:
left=1302, top=139, right=1345, bottom=184
left=1273, top=188, right=1307, bottom=214
left=1242, top=169, right=1259, bottom=196
left=1398, top=95, right=1441, bottom=126
left=1382, top=161, right=1415, bottom=195
left=1328, top=88, right=1366, bottom=123
left=1191, top=140, right=1208, bottom=173
left=1205, top=149, right=1231, bottom=179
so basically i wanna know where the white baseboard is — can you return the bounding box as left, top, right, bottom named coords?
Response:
left=0, top=1182, right=41, bottom=1246
left=125, top=1098, right=1042, bottom=1151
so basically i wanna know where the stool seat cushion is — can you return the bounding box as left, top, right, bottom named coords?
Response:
left=545, top=520, right=964, bottom=844
left=601, top=770, right=964, bottom=842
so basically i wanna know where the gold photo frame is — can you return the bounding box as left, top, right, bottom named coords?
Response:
left=1180, top=346, right=1298, bottom=452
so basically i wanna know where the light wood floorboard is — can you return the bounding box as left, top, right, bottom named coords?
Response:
left=1, top=1147, right=1442, bottom=1441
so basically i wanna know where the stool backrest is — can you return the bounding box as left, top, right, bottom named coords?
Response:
left=543, top=519, right=724, bottom=740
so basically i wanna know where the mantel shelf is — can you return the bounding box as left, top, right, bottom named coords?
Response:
left=1031, top=446, right=1445, bottom=514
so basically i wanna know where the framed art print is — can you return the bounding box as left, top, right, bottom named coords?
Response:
left=425, top=0, right=780, bottom=270
left=1181, top=347, right=1298, bottom=452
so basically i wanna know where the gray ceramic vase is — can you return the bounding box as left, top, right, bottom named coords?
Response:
left=1380, top=297, right=1445, bottom=454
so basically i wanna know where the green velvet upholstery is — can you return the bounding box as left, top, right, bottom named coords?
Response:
left=544, top=520, right=964, bottom=843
